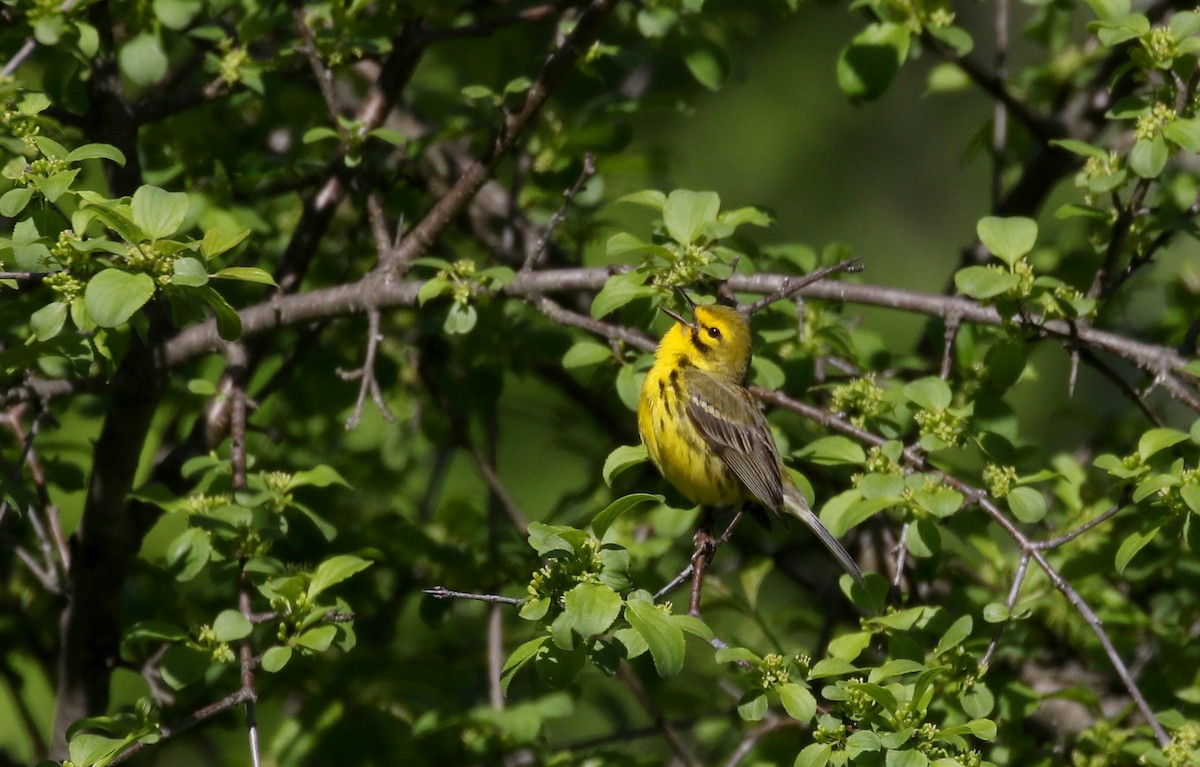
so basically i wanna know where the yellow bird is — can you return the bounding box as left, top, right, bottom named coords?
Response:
left=637, top=298, right=865, bottom=587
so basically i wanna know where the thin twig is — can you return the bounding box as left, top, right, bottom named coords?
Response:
left=338, top=309, right=395, bottom=429
left=979, top=551, right=1029, bottom=670
left=419, top=2, right=565, bottom=42
left=423, top=586, right=524, bottom=605
left=617, top=665, right=701, bottom=767
left=468, top=445, right=529, bottom=535
left=740, top=259, right=864, bottom=316
left=290, top=1, right=348, bottom=141
left=487, top=605, right=505, bottom=710
left=939, top=313, right=962, bottom=380
left=0, top=0, right=80, bottom=77
left=720, top=717, right=802, bottom=767
left=226, top=343, right=249, bottom=491
left=1032, top=501, right=1124, bottom=550
left=523, top=151, right=596, bottom=271
left=891, top=522, right=910, bottom=591
left=109, top=687, right=257, bottom=764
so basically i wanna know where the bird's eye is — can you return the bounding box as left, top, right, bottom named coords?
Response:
left=707, top=325, right=722, bottom=340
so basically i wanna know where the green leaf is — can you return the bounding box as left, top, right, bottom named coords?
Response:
left=837, top=22, right=910, bottom=103
left=624, top=599, right=685, bottom=676
left=69, top=733, right=127, bottom=766
left=201, top=228, right=251, bottom=259
left=795, top=742, right=833, bottom=767
left=737, top=689, right=768, bottom=721
left=592, top=492, right=661, bottom=539
left=983, top=602, right=1010, bottom=623
left=715, top=646, right=761, bottom=664
left=154, top=0, right=201, bottom=29
left=212, top=609, right=252, bottom=642
left=307, top=554, right=372, bottom=600
left=906, top=518, right=941, bottom=558
left=1130, top=136, right=1168, bottom=179
left=795, top=436, right=866, bottom=466
left=132, top=185, right=189, bottom=240
left=172, top=256, right=209, bottom=287
left=778, top=683, right=817, bottom=722
left=66, top=142, right=126, bottom=164
left=616, top=189, right=667, bottom=211
left=297, top=624, right=337, bottom=651
left=1083, top=0, right=1129, bottom=20
left=750, top=356, right=785, bottom=390
left=809, top=657, right=859, bottom=678
left=934, top=615, right=972, bottom=657
left=954, top=265, right=1020, bottom=299
left=602, top=444, right=649, bottom=486
left=977, top=216, right=1037, bottom=265
left=886, top=749, right=929, bottom=767
left=444, top=303, right=477, bottom=334
left=904, top=377, right=953, bottom=412
left=562, top=582, right=623, bottom=637
left=1164, top=118, right=1200, bottom=151
left=160, top=644, right=211, bottom=688
left=198, top=286, right=242, bottom=340
left=535, top=640, right=586, bottom=687
left=119, top=32, right=169, bottom=86
left=1139, top=428, right=1188, bottom=460
left=854, top=682, right=899, bottom=712
left=663, top=189, right=721, bottom=245
left=500, top=636, right=547, bottom=695
left=845, top=730, right=882, bottom=757
left=1115, top=526, right=1160, bottom=574
left=684, top=40, right=728, bottom=91
left=288, top=465, right=351, bottom=489
left=261, top=645, right=292, bottom=673
left=85, top=268, right=156, bottom=327
left=958, top=682, right=995, bottom=717
left=869, top=659, right=926, bottom=682
left=32, top=168, right=78, bottom=203
left=1007, top=486, right=1046, bottom=523
left=591, top=271, right=653, bottom=319
left=562, top=340, right=612, bottom=369
left=1050, top=138, right=1109, bottom=159
left=30, top=301, right=68, bottom=340
left=211, top=267, right=276, bottom=286
left=828, top=630, right=872, bottom=661
left=0, top=187, right=33, bottom=217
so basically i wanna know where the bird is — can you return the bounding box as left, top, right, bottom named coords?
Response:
left=637, top=296, right=865, bottom=587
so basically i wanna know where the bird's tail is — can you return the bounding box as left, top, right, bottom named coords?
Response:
left=782, top=487, right=865, bottom=588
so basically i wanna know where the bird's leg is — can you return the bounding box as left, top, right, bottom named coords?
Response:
left=688, top=506, right=717, bottom=618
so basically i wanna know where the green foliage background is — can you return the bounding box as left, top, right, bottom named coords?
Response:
left=1, top=0, right=1199, bottom=765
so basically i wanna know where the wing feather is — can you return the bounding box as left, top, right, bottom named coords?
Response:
left=682, top=368, right=784, bottom=512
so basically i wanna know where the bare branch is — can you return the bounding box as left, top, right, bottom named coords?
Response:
left=423, top=586, right=524, bottom=605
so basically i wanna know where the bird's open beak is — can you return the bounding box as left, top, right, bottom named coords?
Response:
left=660, top=289, right=698, bottom=329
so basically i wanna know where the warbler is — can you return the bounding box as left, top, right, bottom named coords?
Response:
left=637, top=299, right=864, bottom=587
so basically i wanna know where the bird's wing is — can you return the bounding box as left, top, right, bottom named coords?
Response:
left=682, top=368, right=784, bottom=512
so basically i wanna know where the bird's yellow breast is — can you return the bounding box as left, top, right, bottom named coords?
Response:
left=638, top=360, right=742, bottom=506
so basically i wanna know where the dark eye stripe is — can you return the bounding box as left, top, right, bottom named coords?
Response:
left=687, top=329, right=713, bottom=355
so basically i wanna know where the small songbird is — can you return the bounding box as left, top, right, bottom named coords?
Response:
left=637, top=297, right=864, bottom=587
